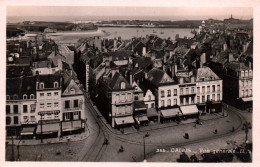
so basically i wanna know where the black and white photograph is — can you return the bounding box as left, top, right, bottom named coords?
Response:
left=1, top=0, right=259, bottom=165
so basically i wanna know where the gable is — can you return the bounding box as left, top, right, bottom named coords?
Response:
left=62, top=79, right=83, bottom=95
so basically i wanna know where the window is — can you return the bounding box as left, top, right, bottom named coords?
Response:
left=249, top=89, right=252, bottom=96
left=161, top=90, right=165, bottom=97
left=242, top=90, right=244, bottom=97
left=245, top=90, right=248, bottom=97
left=6, top=117, right=11, bottom=125
left=167, top=99, right=171, bottom=106
left=186, top=97, right=189, bottom=105
left=40, top=103, right=44, bottom=109
left=167, top=90, right=171, bottom=97
left=202, top=86, right=205, bottom=93
left=249, top=70, right=252, bottom=76
left=148, top=95, right=151, bottom=101
left=191, top=97, right=194, bottom=104
left=40, top=82, right=44, bottom=89
left=197, top=96, right=200, bottom=103
left=54, top=81, right=59, bottom=88
left=74, top=100, right=79, bottom=108
left=47, top=93, right=51, bottom=97
left=212, top=85, right=215, bottom=92
left=30, top=104, right=36, bottom=112
left=246, top=81, right=248, bottom=87
left=127, top=93, right=131, bottom=101
left=151, top=103, right=155, bottom=108
left=134, top=95, right=138, bottom=100
left=14, top=95, right=18, bottom=100
left=47, top=103, right=52, bottom=108
left=14, top=116, right=18, bottom=124
left=73, top=111, right=80, bottom=120
left=54, top=102, right=59, bottom=107
left=13, top=105, right=18, bottom=114
left=23, top=116, right=28, bottom=121
left=54, top=92, right=59, bottom=96
left=65, top=100, right=70, bottom=108
left=185, top=88, right=189, bottom=94
left=121, top=82, right=126, bottom=89
left=245, top=71, right=248, bottom=77
left=180, top=98, right=183, bottom=105
left=116, top=94, right=119, bottom=102
left=6, top=105, right=10, bottom=114
left=241, top=71, right=244, bottom=77
left=207, top=86, right=210, bottom=93
left=217, top=94, right=220, bottom=101
left=40, top=93, right=44, bottom=97
left=174, top=99, right=177, bottom=105
left=207, top=95, right=210, bottom=101
left=191, top=87, right=195, bottom=94
left=161, top=100, right=164, bottom=107
left=174, top=89, right=177, bottom=96
left=217, top=85, right=220, bottom=91
left=6, top=95, right=10, bottom=100
left=212, top=94, right=215, bottom=101
left=30, top=94, right=34, bottom=99
left=242, top=81, right=245, bottom=87
left=197, top=87, right=200, bottom=93
left=202, top=96, right=205, bottom=103
left=248, top=80, right=251, bottom=86
left=23, top=94, right=27, bottom=100
left=146, top=104, right=148, bottom=108
left=120, top=94, right=126, bottom=102
left=180, top=88, right=183, bottom=95
left=31, top=116, right=36, bottom=122
left=70, top=88, right=75, bottom=94
left=23, top=105, right=28, bottom=113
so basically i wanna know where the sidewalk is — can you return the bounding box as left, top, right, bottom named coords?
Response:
left=6, top=128, right=90, bottom=146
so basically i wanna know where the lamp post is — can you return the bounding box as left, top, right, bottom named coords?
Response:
left=143, top=133, right=150, bottom=161
left=242, top=121, right=252, bottom=143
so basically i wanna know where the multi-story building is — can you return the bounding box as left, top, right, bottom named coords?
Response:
left=143, top=68, right=180, bottom=122
left=224, top=62, right=253, bottom=107
left=195, top=67, right=223, bottom=113
left=61, top=71, right=86, bottom=136
left=35, top=74, right=62, bottom=138
left=6, top=78, right=22, bottom=137
left=97, top=70, right=134, bottom=129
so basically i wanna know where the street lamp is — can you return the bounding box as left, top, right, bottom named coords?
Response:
left=242, top=121, right=252, bottom=143
left=143, top=133, right=150, bottom=161
left=37, top=113, right=45, bottom=143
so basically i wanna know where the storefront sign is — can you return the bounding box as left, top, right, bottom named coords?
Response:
left=38, top=110, right=60, bottom=115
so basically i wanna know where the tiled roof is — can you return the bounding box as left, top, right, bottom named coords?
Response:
left=6, top=78, right=21, bottom=95
left=195, top=67, right=220, bottom=82
left=103, top=50, right=133, bottom=61
left=37, top=74, right=61, bottom=89
left=211, top=52, right=227, bottom=65
left=133, top=57, right=152, bottom=69
left=226, top=62, right=249, bottom=72
left=147, top=68, right=175, bottom=86
left=108, top=72, right=132, bottom=90
left=6, top=65, right=32, bottom=78
left=134, top=101, right=146, bottom=109
left=20, top=76, right=36, bottom=97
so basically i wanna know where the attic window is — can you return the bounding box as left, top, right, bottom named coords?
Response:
left=201, top=77, right=205, bottom=81
left=6, top=95, right=10, bottom=100
left=30, top=94, right=34, bottom=99
left=13, top=95, right=18, bottom=100
left=39, top=82, right=44, bottom=89
left=70, top=88, right=75, bottom=94
left=211, top=76, right=215, bottom=80
left=23, top=94, right=27, bottom=100
left=121, top=82, right=126, bottom=89
left=54, top=81, right=59, bottom=88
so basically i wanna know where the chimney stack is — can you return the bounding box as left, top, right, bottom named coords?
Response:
left=142, top=47, right=146, bottom=56
left=130, top=73, right=133, bottom=85
left=228, top=53, right=234, bottom=63
left=171, top=63, right=177, bottom=78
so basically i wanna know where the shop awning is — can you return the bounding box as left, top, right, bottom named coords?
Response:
left=115, top=116, right=134, bottom=125
left=62, top=120, right=82, bottom=132
left=180, top=105, right=199, bottom=116
left=36, top=123, right=60, bottom=134
left=161, top=108, right=182, bottom=118
left=147, top=108, right=158, bottom=117
left=21, top=127, right=35, bottom=135
left=134, top=101, right=147, bottom=111
left=241, top=97, right=253, bottom=102
left=135, top=115, right=149, bottom=122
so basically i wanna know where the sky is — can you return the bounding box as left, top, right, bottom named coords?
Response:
left=7, top=6, right=253, bottom=20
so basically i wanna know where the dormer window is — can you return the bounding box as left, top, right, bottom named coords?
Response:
left=249, top=70, right=252, bottom=76
left=241, top=71, right=244, bottom=77
left=23, top=94, right=27, bottom=100
left=54, top=81, right=59, bottom=88
left=245, top=70, right=248, bottom=77
left=39, top=82, right=44, bottom=89
left=6, top=95, right=10, bottom=100
left=121, top=82, right=126, bottom=89
left=70, top=88, right=75, bottom=94
left=30, top=94, right=34, bottom=99
left=13, top=95, right=18, bottom=100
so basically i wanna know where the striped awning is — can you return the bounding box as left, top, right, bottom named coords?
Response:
left=161, top=108, right=182, bottom=118
left=21, top=127, right=35, bottom=135
left=36, top=123, right=60, bottom=134
left=115, top=116, right=134, bottom=125
left=180, top=105, right=199, bottom=116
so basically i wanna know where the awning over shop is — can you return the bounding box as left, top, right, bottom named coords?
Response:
left=161, top=108, right=182, bottom=118
left=241, top=97, right=253, bottom=102
left=36, top=123, right=60, bottom=134
left=180, top=105, right=199, bottom=116
left=21, top=127, right=35, bottom=135
left=135, top=115, right=149, bottom=122
left=147, top=108, right=158, bottom=117
left=62, top=120, right=82, bottom=132
left=134, top=101, right=147, bottom=111
left=115, top=116, right=134, bottom=125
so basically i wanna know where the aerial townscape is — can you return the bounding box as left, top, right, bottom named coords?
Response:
left=6, top=14, right=253, bottom=162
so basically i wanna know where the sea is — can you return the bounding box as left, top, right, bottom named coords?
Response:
left=8, top=16, right=196, bottom=43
